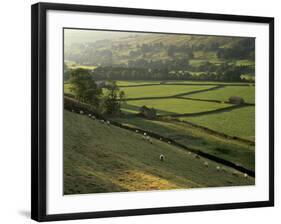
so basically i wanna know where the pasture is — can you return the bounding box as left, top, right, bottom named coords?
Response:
left=113, top=117, right=255, bottom=171
left=186, top=86, right=255, bottom=103
left=122, top=98, right=231, bottom=115
left=120, top=85, right=215, bottom=99
left=181, top=106, right=255, bottom=141
left=64, top=110, right=254, bottom=194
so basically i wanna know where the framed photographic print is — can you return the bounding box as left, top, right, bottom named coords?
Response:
left=31, top=2, right=274, bottom=222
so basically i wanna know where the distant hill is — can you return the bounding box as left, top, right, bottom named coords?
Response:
left=65, top=31, right=254, bottom=66
left=64, top=30, right=255, bottom=82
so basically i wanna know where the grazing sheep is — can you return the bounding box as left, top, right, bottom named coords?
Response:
left=71, top=109, right=74, bottom=112
left=91, top=116, right=95, bottom=120
left=204, top=161, right=209, bottom=167
left=159, top=154, right=165, bottom=162
left=232, top=171, right=239, bottom=176
left=100, top=120, right=105, bottom=123
left=142, top=136, right=146, bottom=140
left=106, top=121, right=110, bottom=125
left=244, top=173, right=248, bottom=178
left=80, top=110, right=84, bottom=114
left=88, top=114, right=91, bottom=117
left=159, top=137, right=162, bottom=141
left=216, top=166, right=221, bottom=171
left=188, top=151, right=191, bottom=155
left=149, top=139, right=153, bottom=144
left=221, top=167, right=227, bottom=172
left=135, top=130, right=139, bottom=133
left=168, top=141, right=171, bottom=144
left=195, top=154, right=200, bottom=159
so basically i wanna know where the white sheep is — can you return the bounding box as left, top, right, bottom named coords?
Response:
left=204, top=161, right=209, bottom=167
left=149, top=139, right=153, bottom=144
left=135, top=130, right=139, bottom=133
left=216, top=166, right=221, bottom=171
left=80, top=110, right=84, bottom=114
left=88, top=114, right=91, bottom=117
left=91, top=116, right=95, bottom=119
left=244, top=173, right=248, bottom=178
left=71, top=109, right=74, bottom=112
left=106, top=121, right=110, bottom=125
left=159, top=154, right=165, bottom=162
left=144, top=132, right=147, bottom=136
left=168, top=141, right=171, bottom=144
left=160, top=137, right=162, bottom=141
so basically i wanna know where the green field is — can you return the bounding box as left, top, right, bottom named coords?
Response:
left=123, top=99, right=231, bottom=115
left=64, top=110, right=254, bottom=194
left=187, top=86, right=255, bottom=103
left=64, top=30, right=256, bottom=195
left=120, top=85, right=215, bottom=99
left=113, top=116, right=255, bottom=170
left=181, top=106, right=255, bottom=141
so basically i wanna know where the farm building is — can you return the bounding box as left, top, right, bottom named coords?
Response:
left=228, top=96, right=245, bottom=105
left=139, top=106, right=157, bottom=119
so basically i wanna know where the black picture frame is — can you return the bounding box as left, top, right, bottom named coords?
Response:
left=31, top=2, right=274, bottom=222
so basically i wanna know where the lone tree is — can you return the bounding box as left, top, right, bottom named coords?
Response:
left=69, top=68, right=102, bottom=107
left=104, top=81, right=126, bottom=115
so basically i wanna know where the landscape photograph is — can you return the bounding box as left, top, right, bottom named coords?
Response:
left=63, top=28, right=255, bottom=195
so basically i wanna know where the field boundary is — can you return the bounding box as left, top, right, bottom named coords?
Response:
left=168, top=119, right=255, bottom=146
left=118, top=83, right=254, bottom=88
left=120, top=85, right=222, bottom=101
left=157, top=104, right=246, bottom=117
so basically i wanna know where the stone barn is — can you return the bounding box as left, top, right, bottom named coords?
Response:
left=228, top=96, right=245, bottom=105
left=139, top=106, right=157, bottom=119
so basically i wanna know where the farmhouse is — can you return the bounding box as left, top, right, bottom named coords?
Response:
left=139, top=106, right=157, bottom=119
left=228, top=96, right=245, bottom=105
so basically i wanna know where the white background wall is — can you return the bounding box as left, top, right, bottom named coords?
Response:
left=0, top=0, right=279, bottom=223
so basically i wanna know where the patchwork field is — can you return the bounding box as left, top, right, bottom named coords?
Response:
left=64, top=110, right=254, bottom=195
left=64, top=80, right=255, bottom=194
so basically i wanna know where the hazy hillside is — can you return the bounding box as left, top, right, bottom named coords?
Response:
left=64, top=29, right=255, bottom=82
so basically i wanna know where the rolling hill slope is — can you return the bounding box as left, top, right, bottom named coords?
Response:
left=63, top=109, right=254, bottom=195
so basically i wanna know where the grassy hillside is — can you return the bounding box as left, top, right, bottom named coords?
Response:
left=113, top=116, right=255, bottom=171
left=181, top=106, right=255, bottom=141
left=64, top=109, right=254, bottom=195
